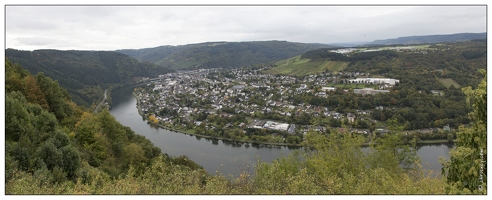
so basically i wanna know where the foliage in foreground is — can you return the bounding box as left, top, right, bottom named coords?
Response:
left=5, top=59, right=486, bottom=195
left=6, top=133, right=445, bottom=194
left=440, top=69, right=487, bottom=194
left=6, top=126, right=449, bottom=195
left=6, top=132, right=448, bottom=195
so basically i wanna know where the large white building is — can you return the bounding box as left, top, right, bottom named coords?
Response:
left=353, top=88, right=390, bottom=95
left=321, top=87, right=336, bottom=92
left=348, top=78, right=400, bottom=86
left=261, top=121, right=291, bottom=131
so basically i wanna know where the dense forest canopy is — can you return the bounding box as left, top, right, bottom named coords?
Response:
left=5, top=49, right=175, bottom=107
left=117, top=41, right=335, bottom=70
left=5, top=59, right=202, bottom=194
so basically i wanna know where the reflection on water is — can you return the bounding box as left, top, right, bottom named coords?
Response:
left=417, top=143, right=453, bottom=175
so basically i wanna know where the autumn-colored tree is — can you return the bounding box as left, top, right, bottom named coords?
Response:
left=5, top=59, right=29, bottom=93
left=148, top=115, right=159, bottom=124
left=23, top=75, right=49, bottom=110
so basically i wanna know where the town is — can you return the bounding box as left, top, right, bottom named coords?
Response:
left=134, top=66, right=451, bottom=145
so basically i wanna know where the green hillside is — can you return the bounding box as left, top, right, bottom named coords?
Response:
left=265, top=56, right=348, bottom=76
left=6, top=49, right=174, bottom=107
left=5, top=59, right=204, bottom=194
left=117, top=41, right=334, bottom=70
left=439, top=78, right=461, bottom=88
left=265, top=40, right=486, bottom=92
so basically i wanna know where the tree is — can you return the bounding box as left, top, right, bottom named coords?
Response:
left=148, top=115, right=159, bottom=124
left=446, top=132, right=454, bottom=143
left=123, top=143, right=147, bottom=165
left=440, top=70, right=486, bottom=194
left=36, top=139, right=63, bottom=171
left=60, top=146, right=81, bottom=179
left=5, top=92, right=31, bottom=142
left=329, top=118, right=341, bottom=128
left=35, top=72, right=73, bottom=120
left=23, top=76, right=49, bottom=110
left=355, top=119, right=369, bottom=129
left=370, top=134, right=418, bottom=172
left=386, top=117, right=403, bottom=132
left=194, top=127, right=204, bottom=135
left=74, top=112, right=98, bottom=148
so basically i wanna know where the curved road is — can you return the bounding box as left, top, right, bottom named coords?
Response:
left=94, top=89, right=108, bottom=113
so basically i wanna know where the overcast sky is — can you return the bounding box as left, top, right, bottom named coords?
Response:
left=5, top=5, right=487, bottom=51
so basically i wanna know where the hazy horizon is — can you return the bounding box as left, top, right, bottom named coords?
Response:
left=5, top=5, right=486, bottom=51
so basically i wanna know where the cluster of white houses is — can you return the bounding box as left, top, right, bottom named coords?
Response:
left=136, top=68, right=406, bottom=138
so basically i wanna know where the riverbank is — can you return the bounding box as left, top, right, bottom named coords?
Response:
left=111, top=86, right=454, bottom=177
left=93, top=81, right=149, bottom=113
left=158, top=122, right=454, bottom=148
left=132, top=90, right=454, bottom=148
left=159, top=124, right=304, bottom=148
left=361, top=139, right=454, bottom=147
left=417, top=139, right=455, bottom=144
left=134, top=90, right=145, bottom=117
left=94, top=89, right=108, bottom=113
left=132, top=91, right=303, bottom=148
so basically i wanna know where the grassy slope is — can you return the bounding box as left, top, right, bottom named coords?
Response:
left=266, top=56, right=348, bottom=76
left=438, top=78, right=461, bottom=88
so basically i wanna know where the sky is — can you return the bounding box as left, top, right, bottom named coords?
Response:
left=4, top=3, right=488, bottom=51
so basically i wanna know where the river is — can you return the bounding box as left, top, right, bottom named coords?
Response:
left=109, top=85, right=454, bottom=178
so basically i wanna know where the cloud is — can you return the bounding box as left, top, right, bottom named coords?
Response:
left=15, top=37, right=63, bottom=46
left=5, top=5, right=487, bottom=51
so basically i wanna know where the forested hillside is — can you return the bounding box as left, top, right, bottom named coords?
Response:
left=5, top=49, right=174, bottom=107
left=5, top=59, right=203, bottom=194
left=345, top=40, right=487, bottom=89
left=5, top=59, right=487, bottom=194
left=294, top=40, right=486, bottom=90
left=117, top=41, right=333, bottom=70
left=263, top=40, right=486, bottom=131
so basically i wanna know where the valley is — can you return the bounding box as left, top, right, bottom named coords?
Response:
left=5, top=36, right=487, bottom=195
left=5, top=5, right=487, bottom=194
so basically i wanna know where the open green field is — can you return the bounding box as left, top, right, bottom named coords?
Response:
left=438, top=78, right=461, bottom=88
left=267, top=56, right=348, bottom=76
